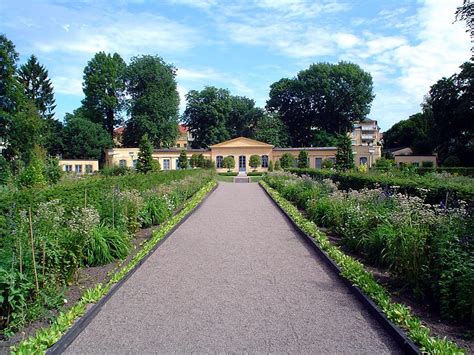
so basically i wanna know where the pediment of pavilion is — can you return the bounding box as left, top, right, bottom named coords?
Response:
left=210, top=137, right=274, bottom=149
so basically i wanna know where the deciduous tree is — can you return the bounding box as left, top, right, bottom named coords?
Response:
left=183, top=86, right=232, bottom=148
left=123, top=55, right=179, bottom=147
left=82, top=52, right=126, bottom=136
left=267, top=62, right=374, bottom=146
left=254, top=113, right=289, bottom=147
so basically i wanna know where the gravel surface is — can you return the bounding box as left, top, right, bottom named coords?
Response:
left=66, top=182, right=401, bottom=354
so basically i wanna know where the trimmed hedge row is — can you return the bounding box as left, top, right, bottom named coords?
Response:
left=287, top=168, right=474, bottom=204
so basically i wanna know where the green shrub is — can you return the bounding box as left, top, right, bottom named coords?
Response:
left=268, top=160, right=274, bottom=172
left=222, top=156, right=235, bottom=171
left=44, top=157, right=63, bottom=184
left=279, top=153, right=295, bottom=169
left=297, top=150, right=309, bottom=169
left=321, top=159, right=334, bottom=169
left=101, top=165, right=132, bottom=176
left=249, top=155, right=261, bottom=171
left=274, top=160, right=281, bottom=171
left=442, top=155, right=461, bottom=167
left=421, top=161, right=434, bottom=168
left=178, top=150, right=188, bottom=169
left=84, top=226, right=131, bottom=266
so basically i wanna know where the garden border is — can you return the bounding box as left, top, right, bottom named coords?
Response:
left=258, top=182, right=419, bottom=355
left=45, top=182, right=218, bottom=354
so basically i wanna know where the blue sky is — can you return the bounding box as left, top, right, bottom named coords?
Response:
left=1, top=0, right=471, bottom=131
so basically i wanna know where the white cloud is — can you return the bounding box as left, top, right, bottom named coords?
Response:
left=168, top=0, right=217, bottom=9
left=52, top=76, right=83, bottom=96
left=33, top=11, right=199, bottom=56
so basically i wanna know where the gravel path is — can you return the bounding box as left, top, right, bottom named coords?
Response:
left=66, top=183, right=401, bottom=354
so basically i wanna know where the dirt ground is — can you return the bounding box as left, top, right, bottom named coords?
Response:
left=0, top=226, right=158, bottom=354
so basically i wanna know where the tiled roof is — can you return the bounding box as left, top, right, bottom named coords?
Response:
left=179, top=124, right=188, bottom=134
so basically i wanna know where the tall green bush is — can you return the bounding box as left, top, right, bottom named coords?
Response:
left=136, top=134, right=154, bottom=173
left=335, top=134, right=354, bottom=171
left=249, top=155, right=261, bottom=171
left=178, top=150, right=188, bottom=169
left=279, top=153, right=295, bottom=169
left=297, top=150, right=309, bottom=168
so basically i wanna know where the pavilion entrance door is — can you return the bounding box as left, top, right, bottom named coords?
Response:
left=239, top=155, right=246, bottom=172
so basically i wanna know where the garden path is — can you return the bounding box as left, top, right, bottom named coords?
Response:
left=65, top=182, right=401, bottom=353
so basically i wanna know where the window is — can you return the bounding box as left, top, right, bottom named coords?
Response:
left=315, top=158, right=322, bottom=169
left=329, top=157, right=336, bottom=164
left=216, top=155, right=223, bottom=168
left=175, top=159, right=179, bottom=169
left=412, top=162, right=419, bottom=167
left=85, top=164, right=93, bottom=173
left=360, top=157, right=368, bottom=165
left=119, top=159, right=127, bottom=167
left=64, top=165, right=72, bottom=172
left=163, top=159, right=170, bottom=170
left=184, top=143, right=187, bottom=148
left=75, top=164, right=82, bottom=173
left=132, top=160, right=137, bottom=169
left=261, top=155, right=269, bottom=168
left=177, top=143, right=180, bottom=148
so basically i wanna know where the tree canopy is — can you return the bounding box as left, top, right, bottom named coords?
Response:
left=82, top=52, right=127, bottom=136
left=18, top=55, right=56, bottom=120
left=267, top=61, right=374, bottom=146
left=62, top=109, right=112, bottom=160
left=183, top=86, right=232, bottom=148
left=385, top=61, right=474, bottom=166
left=123, top=55, right=179, bottom=148
left=254, top=113, right=289, bottom=147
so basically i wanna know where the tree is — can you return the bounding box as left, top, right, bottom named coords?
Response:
left=267, top=62, right=374, bottom=146
left=297, top=150, right=309, bottom=168
left=322, top=159, right=334, bottom=169
left=43, top=118, right=64, bottom=156
left=335, top=134, right=354, bottom=171
left=0, top=34, right=37, bottom=164
left=136, top=134, right=154, bottom=173
left=123, top=55, right=179, bottom=147
left=222, top=156, right=235, bottom=172
left=279, top=153, right=295, bottom=169
left=62, top=110, right=112, bottom=160
left=16, top=145, right=47, bottom=188
left=249, top=154, right=261, bottom=171
left=383, top=112, right=432, bottom=154
left=18, top=55, right=56, bottom=119
left=3, top=101, right=44, bottom=163
left=423, top=61, right=474, bottom=165
left=183, top=86, right=232, bottom=148
left=254, top=113, right=289, bottom=147
left=178, top=150, right=188, bottom=169
left=82, top=52, right=126, bottom=136
left=455, top=0, right=473, bottom=54
left=227, top=96, right=264, bottom=138
left=312, top=130, right=338, bottom=147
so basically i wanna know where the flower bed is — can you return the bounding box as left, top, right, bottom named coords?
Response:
left=287, top=168, right=474, bottom=204
left=0, top=170, right=213, bottom=336
left=260, top=178, right=465, bottom=353
left=263, top=172, right=473, bottom=323
left=11, top=179, right=216, bottom=354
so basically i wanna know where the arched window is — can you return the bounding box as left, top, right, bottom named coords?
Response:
left=216, top=155, right=223, bottom=168
left=261, top=155, right=269, bottom=168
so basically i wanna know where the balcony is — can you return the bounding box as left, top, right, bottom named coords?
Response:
left=361, top=134, right=376, bottom=140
